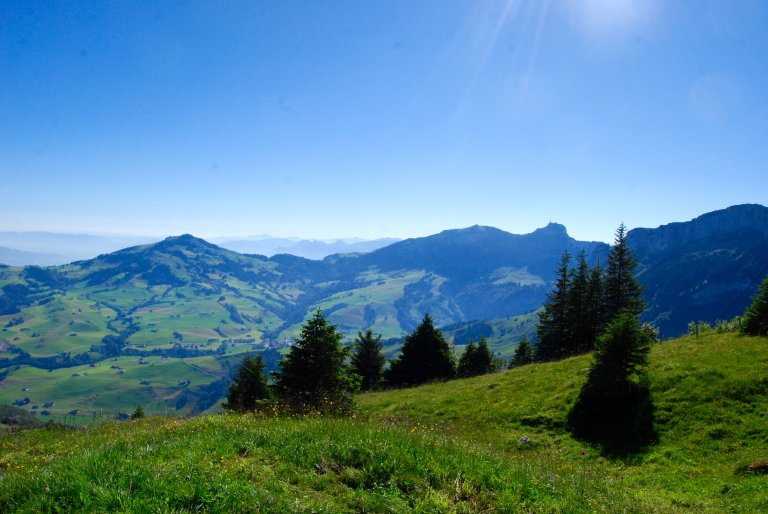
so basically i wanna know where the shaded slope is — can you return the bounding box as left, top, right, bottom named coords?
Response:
left=630, top=204, right=768, bottom=336
left=341, top=223, right=609, bottom=324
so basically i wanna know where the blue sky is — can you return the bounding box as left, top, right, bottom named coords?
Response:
left=2, top=1, right=766, bottom=243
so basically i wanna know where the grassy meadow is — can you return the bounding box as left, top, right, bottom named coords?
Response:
left=1, top=331, right=766, bottom=512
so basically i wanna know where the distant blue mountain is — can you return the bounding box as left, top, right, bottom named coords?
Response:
left=214, top=236, right=401, bottom=260
left=0, top=246, right=64, bottom=267
left=0, top=232, right=159, bottom=265
left=0, top=232, right=400, bottom=265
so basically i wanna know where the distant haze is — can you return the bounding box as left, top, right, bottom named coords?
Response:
left=0, top=232, right=400, bottom=265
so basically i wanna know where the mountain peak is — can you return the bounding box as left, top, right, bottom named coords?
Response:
left=532, top=222, right=568, bottom=237
left=156, top=234, right=217, bottom=250
left=164, top=233, right=205, bottom=243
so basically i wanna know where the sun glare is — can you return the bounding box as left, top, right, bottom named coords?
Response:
left=572, top=0, right=658, bottom=38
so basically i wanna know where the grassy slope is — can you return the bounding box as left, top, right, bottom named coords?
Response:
left=0, top=355, right=229, bottom=422
left=0, top=333, right=766, bottom=512
left=445, top=312, right=539, bottom=357
left=359, top=332, right=768, bottom=512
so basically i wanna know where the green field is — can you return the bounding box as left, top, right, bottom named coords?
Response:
left=279, top=269, right=428, bottom=341
left=0, top=354, right=230, bottom=421
left=1, top=235, right=551, bottom=423
left=1, top=332, right=766, bottom=512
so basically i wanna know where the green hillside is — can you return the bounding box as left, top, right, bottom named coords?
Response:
left=441, top=313, right=539, bottom=355
left=3, top=206, right=768, bottom=417
left=0, top=233, right=540, bottom=418
left=1, top=332, right=766, bottom=512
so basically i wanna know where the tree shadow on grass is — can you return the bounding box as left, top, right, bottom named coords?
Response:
left=566, top=380, right=657, bottom=458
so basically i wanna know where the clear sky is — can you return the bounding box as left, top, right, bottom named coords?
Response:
left=2, top=1, right=766, bottom=243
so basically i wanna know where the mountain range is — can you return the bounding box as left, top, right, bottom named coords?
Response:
left=212, top=236, right=400, bottom=260
left=0, top=204, right=765, bottom=416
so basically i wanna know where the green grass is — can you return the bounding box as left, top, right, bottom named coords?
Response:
left=359, top=332, right=768, bottom=512
left=1, top=333, right=766, bottom=512
left=0, top=414, right=635, bottom=513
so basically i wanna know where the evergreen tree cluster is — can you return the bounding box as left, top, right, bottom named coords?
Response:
left=509, top=335, right=534, bottom=368
left=224, top=311, right=491, bottom=415
left=224, top=310, right=361, bottom=416
left=456, top=337, right=499, bottom=378
left=536, top=224, right=643, bottom=362
left=386, top=315, right=507, bottom=386
left=272, top=310, right=360, bottom=415
left=386, top=314, right=456, bottom=386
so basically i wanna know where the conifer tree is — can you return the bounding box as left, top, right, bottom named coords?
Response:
left=131, top=404, right=145, bottom=420
left=387, top=314, right=455, bottom=386
left=351, top=329, right=386, bottom=391
left=566, top=251, right=591, bottom=355
left=457, top=337, right=496, bottom=377
left=457, top=340, right=478, bottom=378
left=475, top=337, right=498, bottom=374
left=586, top=261, right=605, bottom=345
left=223, top=354, right=270, bottom=412
left=536, top=251, right=572, bottom=361
left=742, top=276, right=768, bottom=336
left=272, top=310, right=359, bottom=414
left=509, top=335, right=534, bottom=368
left=603, top=224, right=644, bottom=322
left=567, top=313, right=655, bottom=453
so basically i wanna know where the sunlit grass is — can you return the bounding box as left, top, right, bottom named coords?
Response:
left=0, top=414, right=636, bottom=512
left=1, top=333, right=766, bottom=512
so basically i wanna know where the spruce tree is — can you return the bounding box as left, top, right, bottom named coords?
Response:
left=475, top=337, right=498, bottom=374
left=272, top=310, right=359, bottom=414
left=130, top=404, right=145, bottom=420
left=457, top=337, right=496, bottom=377
left=566, top=251, right=591, bottom=355
left=351, top=329, right=386, bottom=391
left=223, top=354, right=270, bottom=412
left=387, top=313, right=455, bottom=387
left=742, top=276, right=768, bottom=336
left=509, top=335, right=534, bottom=368
left=567, top=313, right=655, bottom=453
left=536, top=251, right=572, bottom=361
left=603, top=224, right=644, bottom=322
left=585, top=261, right=605, bottom=346
left=457, top=340, right=478, bottom=378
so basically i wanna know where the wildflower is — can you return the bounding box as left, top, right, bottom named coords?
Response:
left=519, top=436, right=530, bottom=445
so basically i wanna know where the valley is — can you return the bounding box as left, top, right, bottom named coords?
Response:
left=1, top=204, right=767, bottom=419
